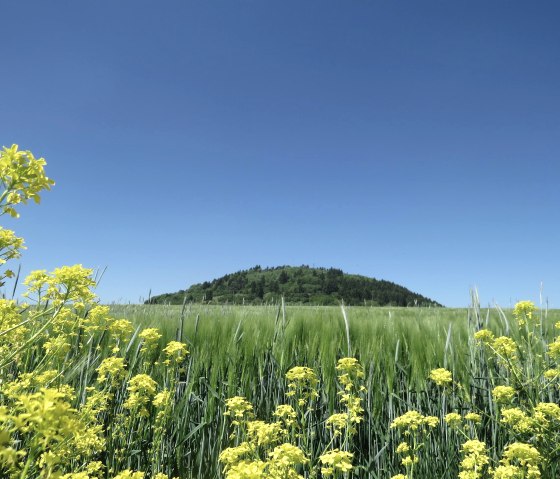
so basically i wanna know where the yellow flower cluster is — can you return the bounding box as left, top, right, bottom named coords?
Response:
left=138, top=327, right=162, bottom=353
left=247, top=420, right=284, bottom=447
left=318, top=449, right=353, bottom=476
left=109, top=319, right=134, bottom=342
left=112, top=471, right=146, bottom=479
left=336, top=357, right=365, bottom=391
left=548, top=337, right=560, bottom=361
left=429, top=368, right=453, bottom=386
left=285, top=366, right=319, bottom=407
left=492, top=336, right=518, bottom=361
left=500, top=408, right=533, bottom=434
left=444, top=412, right=462, bottom=428
left=162, top=340, right=189, bottom=365
left=221, top=359, right=365, bottom=479
left=325, top=413, right=349, bottom=436
left=219, top=407, right=306, bottom=479
left=0, top=299, right=29, bottom=358
left=390, top=410, right=438, bottom=475
left=335, top=357, right=366, bottom=431
left=0, top=145, right=54, bottom=218
left=124, top=374, right=158, bottom=417
left=458, top=439, right=489, bottom=479
left=23, top=264, right=97, bottom=306
left=390, top=410, right=439, bottom=433
left=0, top=387, right=105, bottom=477
left=224, top=396, right=254, bottom=425
left=96, top=356, right=127, bottom=386
left=0, top=147, right=196, bottom=479
left=494, top=443, right=541, bottom=479
left=474, top=329, right=495, bottom=344
left=492, top=386, right=516, bottom=404
left=0, top=228, right=25, bottom=285
left=513, top=300, right=538, bottom=326
left=465, top=412, right=481, bottom=424
left=273, top=404, right=297, bottom=428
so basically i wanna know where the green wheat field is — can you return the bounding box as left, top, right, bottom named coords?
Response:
left=106, top=300, right=559, bottom=478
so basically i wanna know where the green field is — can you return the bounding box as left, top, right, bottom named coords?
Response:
left=107, top=301, right=560, bottom=478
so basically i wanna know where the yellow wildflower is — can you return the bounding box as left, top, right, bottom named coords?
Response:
left=225, top=460, right=266, bottom=479
left=492, top=385, right=516, bottom=404
left=112, top=471, right=145, bottom=479
left=390, top=411, right=425, bottom=431
left=429, top=368, right=453, bottom=386
left=501, top=408, right=533, bottom=434
left=268, top=442, right=308, bottom=466
left=513, top=300, right=537, bottom=326
left=219, top=442, right=253, bottom=468
left=396, top=442, right=410, bottom=454
left=285, top=366, right=318, bottom=406
left=459, top=439, right=489, bottom=479
left=464, top=412, right=482, bottom=424
left=162, top=340, right=189, bottom=364
left=319, top=449, right=353, bottom=476
left=224, top=396, right=254, bottom=425
left=492, top=336, right=518, bottom=360
left=336, top=357, right=365, bottom=391
left=474, top=329, right=495, bottom=344
left=444, top=412, right=462, bottom=427
left=96, top=356, right=126, bottom=386
left=138, top=327, right=162, bottom=352
left=124, top=374, right=158, bottom=416
left=273, top=404, right=297, bottom=427
left=246, top=420, right=284, bottom=447
left=326, top=413, right=349, bottom=435
left=548, top=337, right=560, bottom=361
left=109, top=319, right=134, bottom=341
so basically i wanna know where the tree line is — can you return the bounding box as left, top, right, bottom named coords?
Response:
left=147, top=265, right=442, bottom=307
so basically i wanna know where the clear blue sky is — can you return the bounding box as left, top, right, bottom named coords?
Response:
left=2, top=1, right=559, bottom=307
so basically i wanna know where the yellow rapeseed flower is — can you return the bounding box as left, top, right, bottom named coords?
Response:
left=474, top=329, right=495, bottom=344
left=273, top=404, right=297, bottom=427
left=219, top=442, right=253, bottom=468
left=492, top=386, right=516, bottom=404
left=112, top=471, right=145, bottom=479
left=492, top=336, right=518, bottom=360
left=224, top=396, right=254, bottom=425
left=246, top=420, right=284, bottom=447
left=285, top=366, right=319, bottom=406
left=464, top=412, right=482, bottom=424
left=319, top=449, right=353, bottom=476
left=124, top=374, right=158, bottom=416
left=138, top=327, right=162, bottom=353
left=396, top=442, right=410, bottom=454
left=444, top=413, right=462, bottom=428
left=548, top=337, right=560, bottom=361
left=268, top=443, right=308, bottom=466
left=513, top=300, right=538, bottom=326
left=96, top=357, right=126, bottom=386
left=326, top=413, right=348, bottom=435
left=162, top=340, right=189, bottom=364
left=501, top=408, right=533, bottom=434
left=429, top=368, right=453, bottom=386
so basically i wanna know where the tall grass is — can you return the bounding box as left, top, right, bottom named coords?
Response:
left=109, top=302, right=560, bottom=478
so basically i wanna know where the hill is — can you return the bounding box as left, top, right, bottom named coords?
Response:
left=147, top=265, right=442, bottom=307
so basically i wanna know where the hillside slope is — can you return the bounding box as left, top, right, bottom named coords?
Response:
left=147, top=265, right=442, bottom=306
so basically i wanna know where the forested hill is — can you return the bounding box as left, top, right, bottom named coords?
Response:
left=147, top=266, right=442, bottom=307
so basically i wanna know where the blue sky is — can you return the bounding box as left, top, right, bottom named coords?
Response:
left=1, top=1, right=559, bottom=307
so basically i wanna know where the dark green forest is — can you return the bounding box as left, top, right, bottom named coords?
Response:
left=147, top=265, right=442, bottom=306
